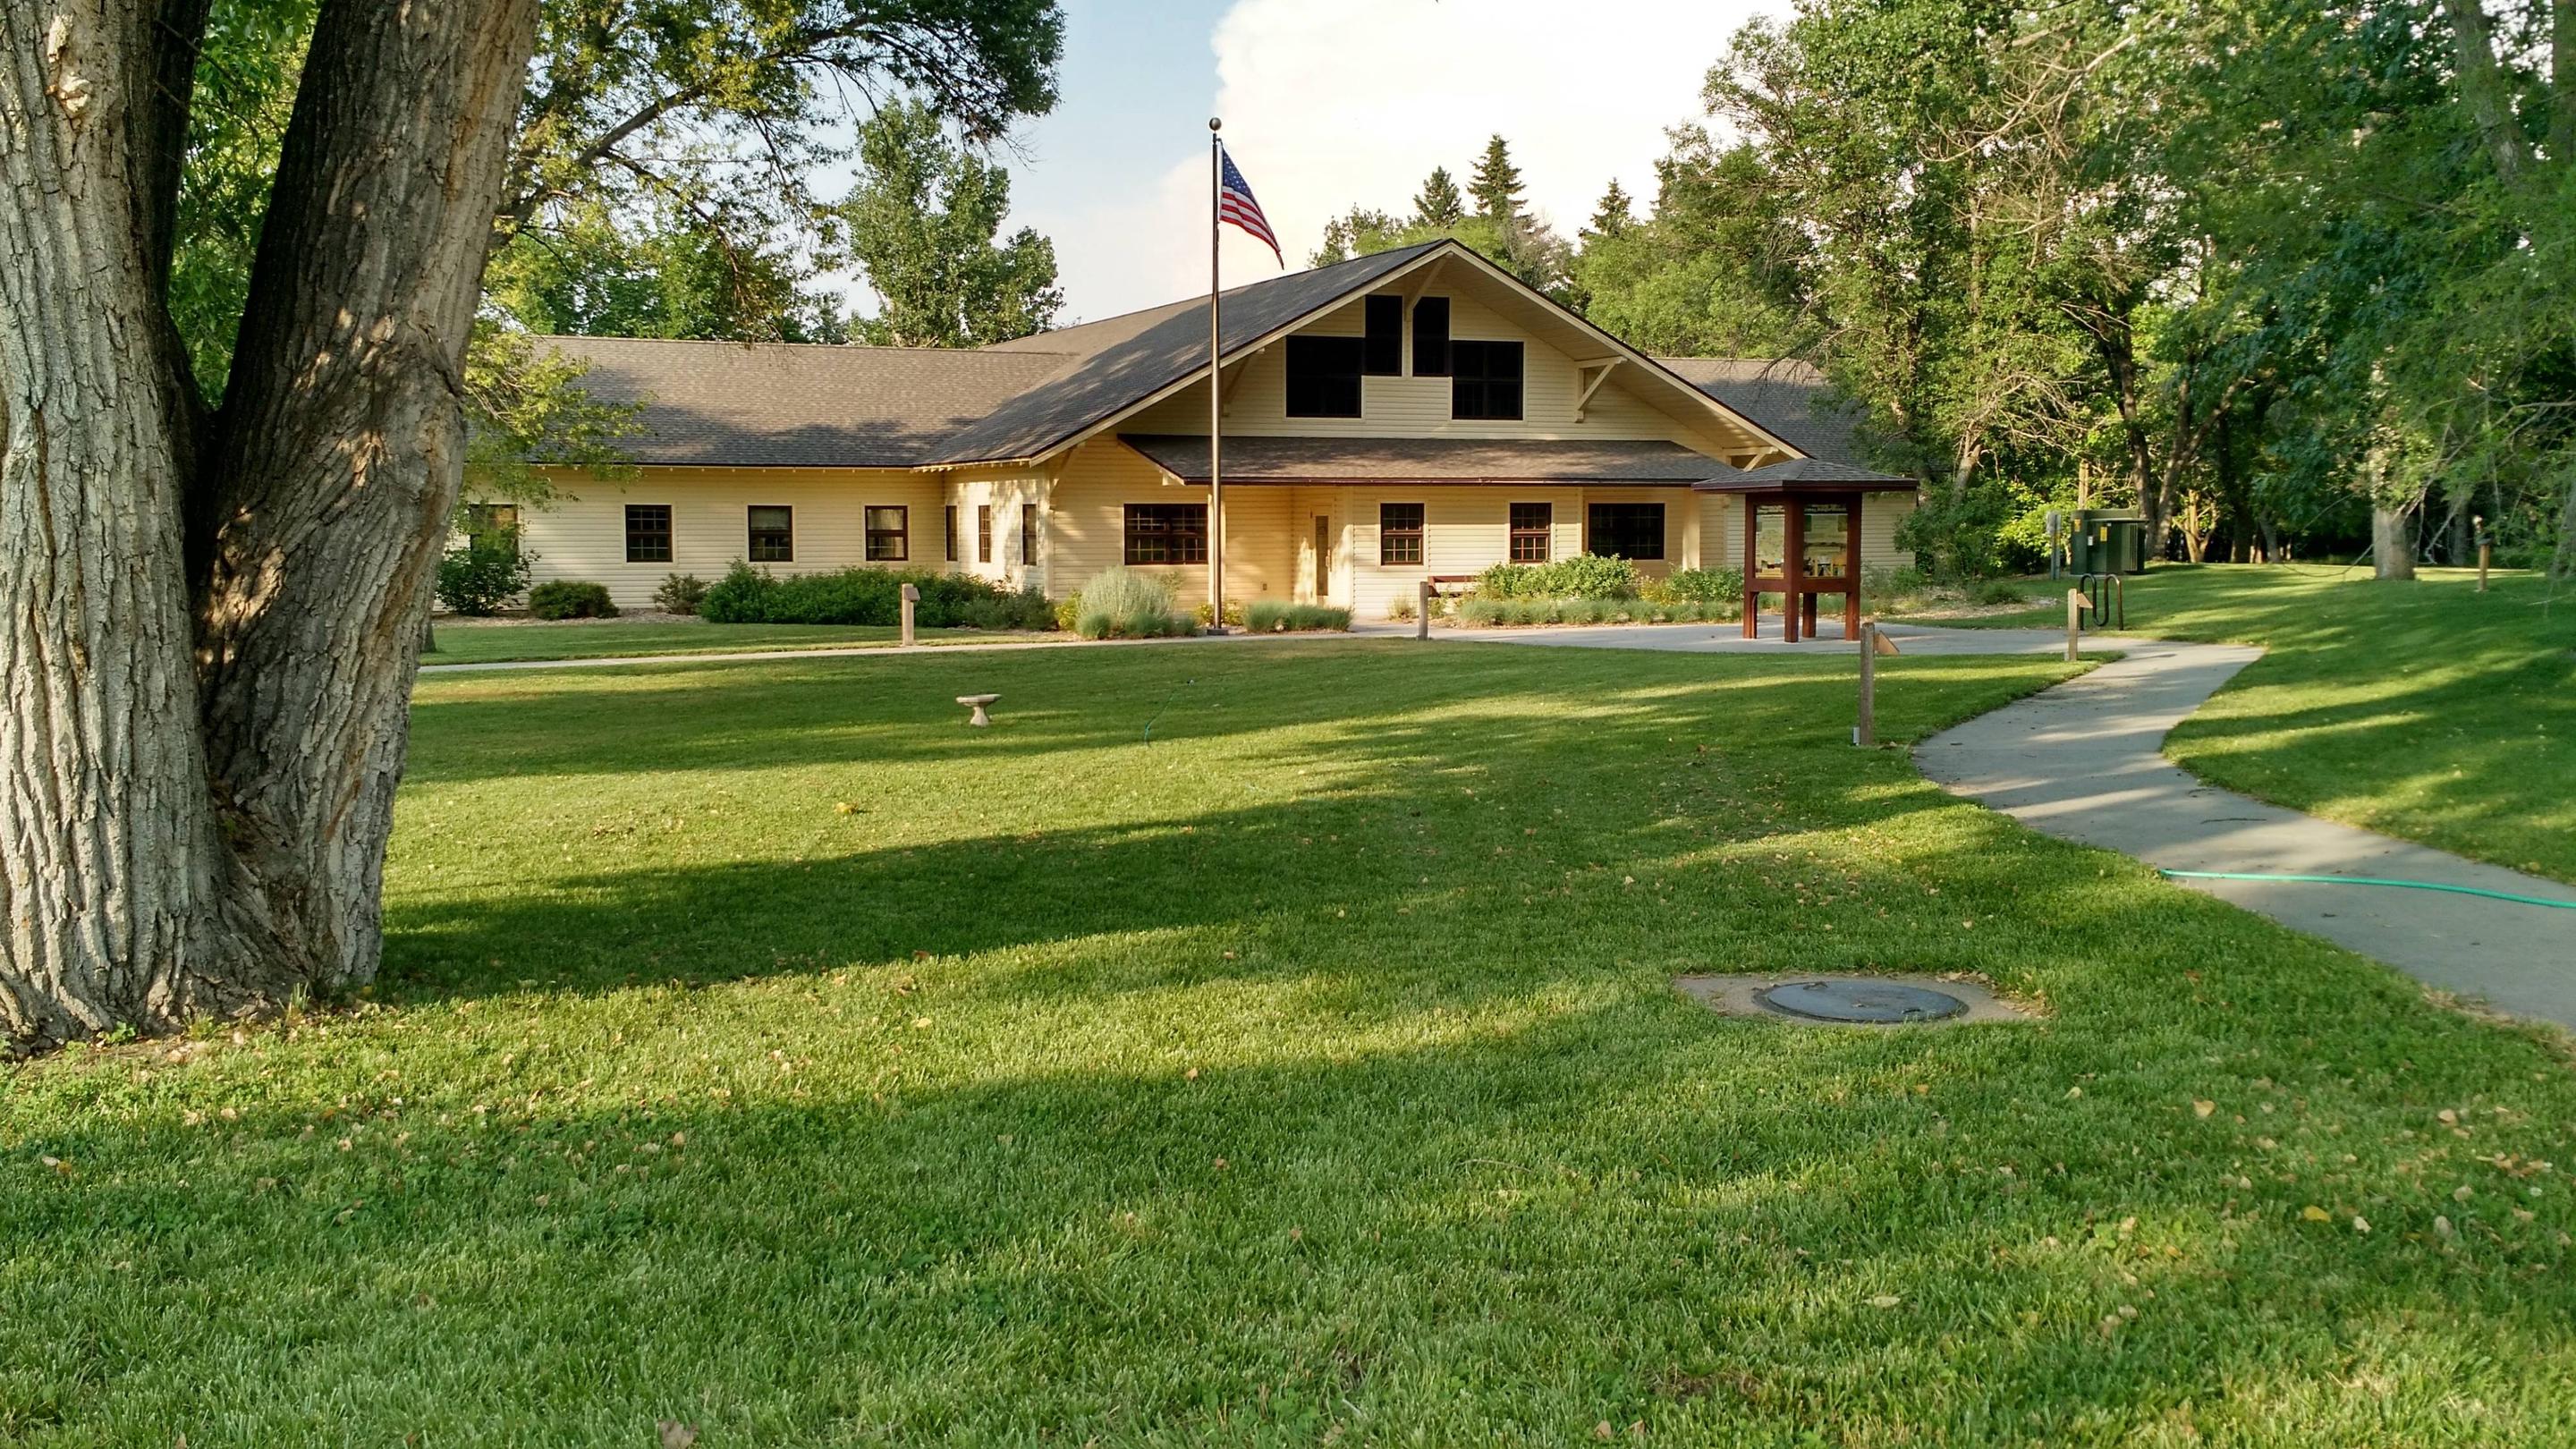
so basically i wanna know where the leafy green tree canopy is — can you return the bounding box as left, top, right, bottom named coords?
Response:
left=839, top=100, right=1063, bottom=346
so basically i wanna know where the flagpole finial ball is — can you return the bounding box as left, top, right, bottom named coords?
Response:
left=1208, top=116, right=1222, bottom=131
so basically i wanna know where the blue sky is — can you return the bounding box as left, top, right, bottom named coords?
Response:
left=990, top=0, right=1780, bottom=322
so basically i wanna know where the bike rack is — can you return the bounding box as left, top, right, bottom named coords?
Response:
left=2072, top=572, right=2125, bottom=630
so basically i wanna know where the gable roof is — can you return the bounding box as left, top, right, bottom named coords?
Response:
left=1119, top=435, right=1746, bottom=485
left=1655, top=358, right=1867, bottom=467
left=527, top=242, right=1858, bottom=472
left=924, top=242, right=1448, bottom=465
left=536, top=335, right=1072, bottom=468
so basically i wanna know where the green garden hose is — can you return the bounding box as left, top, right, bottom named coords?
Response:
left=2157, top=869, right=2576, bottom=910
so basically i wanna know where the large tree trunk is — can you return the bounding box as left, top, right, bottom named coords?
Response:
left=0, top=0, right=537, bottom=1053
left=0, top=0, right=250, bottom=1044
left=2373, top=504, right=2417, bottom=580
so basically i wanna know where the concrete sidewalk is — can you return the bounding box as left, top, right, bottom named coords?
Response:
left=1915, top=639, right=2576, bottom=1028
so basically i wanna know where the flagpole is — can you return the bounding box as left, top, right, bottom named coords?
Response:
left=1207, top=116, right=1226, bottom=633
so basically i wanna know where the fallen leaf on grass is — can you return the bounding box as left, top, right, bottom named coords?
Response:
left=1867, top=1294, right=1902, bottom=1309
left=2193, top=1100, right=2216, bottom=1119
left=658, top=1423, right=699, bottom=1449
left=2301, top=1205, right=2332, bottom=1223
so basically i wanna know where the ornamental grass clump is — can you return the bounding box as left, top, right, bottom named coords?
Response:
left=1244, top=600, right=1352, bottom=632
left=1073, top=566, right=1188, bottom=639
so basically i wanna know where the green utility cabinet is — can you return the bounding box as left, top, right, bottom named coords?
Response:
left=2063, top=509, right=2148, bottom=574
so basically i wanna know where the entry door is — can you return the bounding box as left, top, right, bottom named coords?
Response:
left=1312, top=515, right=1332, bottom=598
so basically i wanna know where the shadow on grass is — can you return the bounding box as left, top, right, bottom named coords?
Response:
left=13, top=980, right=2569, bottom=1442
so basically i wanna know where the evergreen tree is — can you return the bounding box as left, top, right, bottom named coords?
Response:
left=1587, top=180, right=1635, bottom=239
left=1470, top=135, right=1529, bottom=223
left=1413, top=166, right=1467, bottom=227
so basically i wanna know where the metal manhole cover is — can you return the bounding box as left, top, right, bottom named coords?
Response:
left=1755, top=979, right=1969, bottom=1025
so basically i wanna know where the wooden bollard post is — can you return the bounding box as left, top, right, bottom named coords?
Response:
left=2064, top=588, right=2090, bottom=664
left=900, top=582, right=919, bottom=647
left=1417, top=580, right=1432, bottom=640
left=1855, top=620, right=1877, bottom=749
left=2476, top=515, right=2490, bottom=592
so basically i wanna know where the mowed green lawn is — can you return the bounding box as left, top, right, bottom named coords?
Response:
left=1904, top=564, right=2576, bottom=882
left=7, top=641, right=2575, bottom=1445
left=422, top=618, right=1053, bottom=665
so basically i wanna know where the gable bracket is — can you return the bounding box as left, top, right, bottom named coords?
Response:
left=1572, top=358, right=1622, bottom=422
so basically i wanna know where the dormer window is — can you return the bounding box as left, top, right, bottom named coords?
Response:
left=1284, top=335, right=1364, bottom=418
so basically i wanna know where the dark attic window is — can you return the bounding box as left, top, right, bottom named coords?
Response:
left=1284, top=335, right=1364, bottom=418
left=1362, top=295, right=1402, bottom=376
left=1412, top=295, right=1450, bottom=377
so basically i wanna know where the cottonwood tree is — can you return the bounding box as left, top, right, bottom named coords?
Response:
left=842, top=99, right=1062, bottom=347
left=0, top=0, right=1063, bottom=1052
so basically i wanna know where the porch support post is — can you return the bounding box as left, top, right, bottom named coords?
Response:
left=1741, top=497, right=1758, bottom=639
left=1783, top=497, right=1805, bottom=644
left=1843, top=491, right=1863, bottom=641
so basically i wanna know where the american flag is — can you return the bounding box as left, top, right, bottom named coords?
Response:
left=1217, top=145, right=1282, bottom=265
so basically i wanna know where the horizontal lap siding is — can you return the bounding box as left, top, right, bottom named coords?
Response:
left=510, top=469, right=941, bottom=608
left=1046, top=441, right=1294, bottom=607
left=945, top=466, right=1048, bottom=591
left=1339, top=486, right=1703, bottom=621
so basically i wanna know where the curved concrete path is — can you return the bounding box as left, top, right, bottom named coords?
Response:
left=1913, top=638, right=2576, bottom=1029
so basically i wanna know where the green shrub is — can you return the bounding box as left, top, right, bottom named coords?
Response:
left=526, top=580, right=618, bottom=620
left=1385, top=594, right=1417, bottom=622
left=1646, top=567, right=1743, bottom=604
left=1053, top=593, right=1083, bottom=631
left=435, top=535, right=531, bottom=615
left=1191, top=600, right=1248, bottom=628
left=1475, top=555, right=1643, bottom=601
left=1971, top=579, right=2029, bottom=606
left=696, top=564, right=1046, bottom=627
left=1895, top=485, right=2015, bottom=580
left=653, top=573, right=709, bottom=614
left=1074, top=565, right=1185, bottom=639
left=959, top=586, right=1055, bottom=631
left=1245, top=600, right=1353, bottom=632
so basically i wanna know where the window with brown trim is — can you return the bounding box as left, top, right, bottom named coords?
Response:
left=945, top=504, right=958, bottom=562
left=865, top=505, right=908, bottom=562
left=748, top=504, right=793, bottom=563
left=1587, top=502, right=1665, bottom=561
left=623, top=504, right=671, bottom=564
left=1020, top=504, right=1038, bottom=568
left=1123, top=504, right=1207, bottom=564
left=1508, top=502, right=1552, bottom=563
left=1379, top=502, right=1425, bottom=566
left=978, top=504, right=993, bottom=564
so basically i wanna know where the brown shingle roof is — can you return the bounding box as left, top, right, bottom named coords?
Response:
left=927, top=242, right=1448, bottom=464
left=1654, top=357, right=1870, bottom=467
left=535, top=335, right=1074, bottom=468
left=1119, top=434, right=1744, bottom=485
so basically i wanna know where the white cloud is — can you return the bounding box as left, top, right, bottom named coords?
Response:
left=1057, top=0, right=1772, bottom=318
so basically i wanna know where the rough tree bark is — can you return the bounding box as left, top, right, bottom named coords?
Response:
left=0, top=0, right=538, bottom=1052
left=2372, top=504, right=2417, bottom=580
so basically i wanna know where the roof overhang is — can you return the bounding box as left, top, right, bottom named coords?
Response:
left=1120, top=433, right=1746, bottom=487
